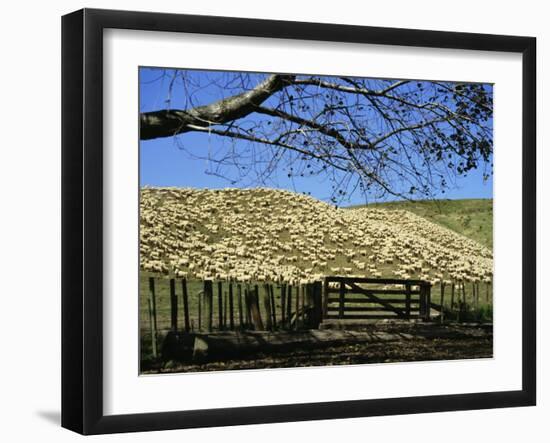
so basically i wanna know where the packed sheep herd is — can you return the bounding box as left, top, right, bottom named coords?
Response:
left=140, top=187, right=493, bottom=286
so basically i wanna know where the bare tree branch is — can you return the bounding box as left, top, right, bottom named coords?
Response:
left=140, top=74, right=295, bottom=140
left=139, top=70, right=493, bottom=202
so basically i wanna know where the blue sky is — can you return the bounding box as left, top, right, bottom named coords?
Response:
left=139, top=67, right=493, bottom=205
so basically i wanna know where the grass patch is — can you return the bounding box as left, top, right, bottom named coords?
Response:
left=348, top=198, right=493, bottom=249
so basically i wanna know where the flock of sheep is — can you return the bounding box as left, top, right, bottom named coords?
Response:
left=140, top=187, right=493, bottom=286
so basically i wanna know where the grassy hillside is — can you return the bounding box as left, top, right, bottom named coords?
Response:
left=140, top=187, right=492, bottom=285
left=351, top=199, right=493, bottom=250
left=139, top=188, right=494, bottom=336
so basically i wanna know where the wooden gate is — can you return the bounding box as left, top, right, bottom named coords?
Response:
left=323, top=277, right=432, bottom=321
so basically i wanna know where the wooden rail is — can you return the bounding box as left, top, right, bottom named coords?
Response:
left=142, top=276, right=494, bottom=361
left=143, top=276, right=433, bottom=356
left=323, top=276, right=431, bottom=321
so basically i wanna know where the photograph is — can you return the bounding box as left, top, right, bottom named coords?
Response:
left=55, top=4, right=539, bottom=436
left=138, top=67, right=494, bottom=374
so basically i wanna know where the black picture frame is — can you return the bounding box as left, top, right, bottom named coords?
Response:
left=61, top=8, right=536, bottom=435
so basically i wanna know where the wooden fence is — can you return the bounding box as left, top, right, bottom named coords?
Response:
left=145, top=277, right=324, bottom=356
left=143, top=275, right=491, bottom=358
left=431, top=280, right=492, bottom=322
left=323, top=276, right=432, bottom=321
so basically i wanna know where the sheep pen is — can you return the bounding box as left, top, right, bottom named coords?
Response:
left=139, top=187, right=493, bottom=372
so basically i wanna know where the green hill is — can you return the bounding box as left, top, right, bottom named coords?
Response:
left=140, top=188, right=493, bottom=285
left=349, top=199, right=493, bottom=250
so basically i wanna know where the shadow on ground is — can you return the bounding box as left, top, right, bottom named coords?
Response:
left=36, top=410, right=61, bottom=426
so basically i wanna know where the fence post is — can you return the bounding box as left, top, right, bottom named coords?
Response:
left=228, top=282, right=234, bottom=330
left=405, top=283, right=412, bottom=318
left=181, top=278, right=190, bottom=332
left=311, top=281, right=323, bottom=329
left=269, top=285, right=277, bottom=328
left=457, top=281, right=464, bottom=322
left=428, top=284, right=432, bottom=319
left=323, top=278, right=329, bottom=320
left=451, top=282, right=455, bottom=311
left=147, top=277, right=158, bottom=358
left=286, top=285, right=292, bottom=328
left=423, top=283, right=431, bottom=321
left=218, top=281, right=223, bottom=329
left=237, top=284, right=243, bottom=328
left=198, top=292, right=202, bottom=331
left=280, top=283, right=287, bottom=327
left=170, top=278, right=178, bottom=332
left=244, top=285, right=251, bottom=327
left=439, top=281, right=445, bottom=324
left=295, top=284, right=301, bottom=330
left=222, top=291, right=227, bottom=327
left=249, top=285, right=264, bottom=330
left=204, top=280, right=213, bottom=332
left=338, top=279, right=345, bottom=319
left=263, top=284, right=273, bottom=331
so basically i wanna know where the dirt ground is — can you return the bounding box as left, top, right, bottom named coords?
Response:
left=141, top=322, right=492, bottom=374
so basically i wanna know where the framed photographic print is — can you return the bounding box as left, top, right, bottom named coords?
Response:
left=61, top=8, right=536, bottom=435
